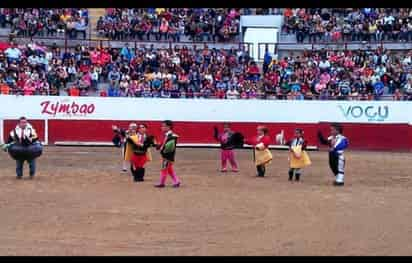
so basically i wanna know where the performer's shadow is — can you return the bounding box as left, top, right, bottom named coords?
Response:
left=0, top=175, right=42, bottom=182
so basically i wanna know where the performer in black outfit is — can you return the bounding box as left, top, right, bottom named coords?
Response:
left=3, top=117, right=42, bottom=179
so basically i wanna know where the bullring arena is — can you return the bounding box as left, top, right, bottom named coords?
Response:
left=1, top=146, right=412, bottom=255
left=2, top=7, right=412, bottom=255
left=1, top=96, right=412, bottom=255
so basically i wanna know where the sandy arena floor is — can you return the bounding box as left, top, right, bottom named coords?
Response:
left=0, top=146, right=412, bottom=256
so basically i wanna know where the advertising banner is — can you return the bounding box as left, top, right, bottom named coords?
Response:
left=0, top=95, right=411, bottom=124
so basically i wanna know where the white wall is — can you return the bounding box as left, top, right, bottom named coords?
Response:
left=0, top=95, right=410, bottom=124
left=240, top=15, right=283, bottom=28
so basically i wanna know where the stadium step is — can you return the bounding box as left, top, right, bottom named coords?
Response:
left=88, top=8, right=107, bottom=40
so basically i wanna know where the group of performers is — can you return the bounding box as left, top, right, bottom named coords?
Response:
left=213, top=123, right=348, bottom=186
left=112, top=120, right=180, bottom=188
left=112, top=120, right=348, bottom=187
left=1, top=117, right=349, bottom=187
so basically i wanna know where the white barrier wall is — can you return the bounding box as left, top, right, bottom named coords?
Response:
left=0, top=95, right=410, bottom=124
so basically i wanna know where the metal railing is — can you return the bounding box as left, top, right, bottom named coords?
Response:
left=277, top=39, right=412, bottom=51
left=1, top=89, right=406, bottom=101
left=0, top=34, right=254, bottom=53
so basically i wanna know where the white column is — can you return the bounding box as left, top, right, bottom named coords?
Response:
left=44, top=119, right=49, bottom=146
left=0, top=119, right=4, bottom=144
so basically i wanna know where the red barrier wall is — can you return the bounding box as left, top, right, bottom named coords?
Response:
left=318, top=122, right=411, bottom=151
left=3, top=119, right=412, bottom=151
left=47, top=120, right=319, bottom=146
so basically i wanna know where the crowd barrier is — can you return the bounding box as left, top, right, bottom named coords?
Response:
left=2, top=119, right=412, bottom=151
left=1, top=95, right=411, bottom=151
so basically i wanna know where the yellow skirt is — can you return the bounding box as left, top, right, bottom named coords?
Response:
left=255, top=148, right=272, bottom=166
left=124, top=142, right=134, bottom=161
left=289, top=146, right=311, bottom=168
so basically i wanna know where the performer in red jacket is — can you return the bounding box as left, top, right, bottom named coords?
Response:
left=127, top=124, right=155, bottom=182
left=245, top=126, right=272, bottom=177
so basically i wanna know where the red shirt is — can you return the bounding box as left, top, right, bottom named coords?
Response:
left=79, top=64, right=90, bottom=73
left=68, top=87, right=80, bottom=96
left=100, top=90, right=107, bottom=97
left=247, top=65, right=260, bottom=75
left=246, top=135, right=271, bottom=149
left=216, top=89, right=225, bottom=99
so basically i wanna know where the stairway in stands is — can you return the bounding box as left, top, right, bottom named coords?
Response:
left=88, top=8, right=106, bottom=40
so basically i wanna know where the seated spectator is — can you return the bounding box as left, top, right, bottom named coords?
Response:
left=373, top=80, right=385, bottom=100
left=107, top=81, right=119, bottom=97
left=67, top=85, right=80, bottom=96
left=100, top=89, right=108, bottom=97
left=0, top=80, right=10, bottom=95
left=5, top=43, right=22, bottom=63
left=246, top=62, right=260, bottom=81
left=226, top=86, right=239, bottom=99
left=393, top=88, right=403, bottom=100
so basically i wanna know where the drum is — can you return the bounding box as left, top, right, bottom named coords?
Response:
left=229, top=132, right=244, bottom=148
left=7, top=142, right=43, bottom=161
left=112, top=134, right=122, bottom=147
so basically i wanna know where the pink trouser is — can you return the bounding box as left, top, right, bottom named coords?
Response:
left=221, top=149, right=238, bottom=171
left=159, top=160, right=180, bottom=185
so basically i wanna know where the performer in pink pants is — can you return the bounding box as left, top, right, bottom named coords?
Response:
left=155, top=120, right=181, bottom=188
left=214, top=123, right=239, bottom=173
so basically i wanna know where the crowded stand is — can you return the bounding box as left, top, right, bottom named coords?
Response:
left=96, top=8, right=241, bottom=42
left=0, top=8, right=89, bottom=39
left=0, top=38, right=411, bottom=101
left=282, top=8, right=412, bottom=43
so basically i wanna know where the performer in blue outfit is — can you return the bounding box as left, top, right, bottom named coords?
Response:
left=318, top=123, right=349, bottom=186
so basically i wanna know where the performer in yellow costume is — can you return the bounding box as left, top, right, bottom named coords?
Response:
left=112, top=123, right=138, bottom=173
left=126, top=124, right=155, bottom=182
left=286, top=128, right=311, bottom=182
left=245, top=126, right=272, bottom=177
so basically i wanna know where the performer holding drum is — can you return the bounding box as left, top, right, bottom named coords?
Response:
left=1, top=117, right=43, bottom=179
left=213, top=123, right=244, bottom=173
left=245, top=125, right=272, bottom=177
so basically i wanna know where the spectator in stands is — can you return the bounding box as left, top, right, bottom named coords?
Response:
left=97, top=8, right=240, bottom=42
left=226, top=86, right=239, bottom=99
left=75, top=18, right=87, bottom=39
left=403, top=77, right=412, bottom=100
left=1, top=33, right=411, bottom=101
left=108, top=81, right=119, bottom=97
left=0, top=9, right=88, bottom=39
left=283, top=8, right=412, bottom=43
left=0, top=79, right=10, bottom=95
left=5, top=43, right=22, bottom=63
